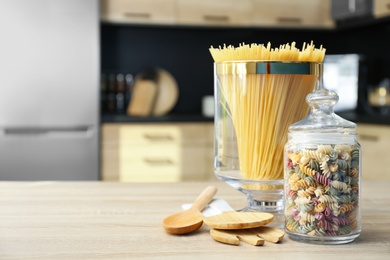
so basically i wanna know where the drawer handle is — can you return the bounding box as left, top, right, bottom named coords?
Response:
left=123, top=12, right=151, bottom=19
left=277, top=17, right=302, bottom=24
left=359, top=134, right=379, bottom=142
left=203, top=15, right=230, bottom=23
left=144, top=158, right=173, bottom=165
left=143, top=134, right=173, bottom=141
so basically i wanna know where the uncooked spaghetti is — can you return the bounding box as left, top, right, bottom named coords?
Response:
left=210, top=42, right=325, bottom=63
left=211, top=42, right=325, bottom=181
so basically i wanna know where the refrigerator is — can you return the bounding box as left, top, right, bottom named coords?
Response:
left=0, top=0, right=100, bottom=180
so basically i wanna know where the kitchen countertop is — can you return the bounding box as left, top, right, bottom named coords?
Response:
left=1, top=181, right=389, bottom=259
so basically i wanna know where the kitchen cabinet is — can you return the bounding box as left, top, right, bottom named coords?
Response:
left=357, top=123, right=390, bottom=180
left=100, top=0, right=176, bottom=25
left=374, top=0, right=390, bottom=18
left=331, top=0, right=373, bottom=21
left=101, top=123, right=215, bottom=182
left=100, top=0, right=334, bottom=28
left=176, top=0, right=252, bottom=27
left=252, top=0, right=334, bottom=28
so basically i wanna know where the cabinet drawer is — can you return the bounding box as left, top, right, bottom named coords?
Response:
left=120, top=144, right=179, bottom=161
left=120, top=145, right=179, bottom=182
left=119, top=124, right=181, bottom=145
left=176, top=0, right=252, bottom=26
left=101, top=123, right=215, bottom=182
left=357, top=124, right=390, bottom=180
left=374, top=0, right=390, bottom=18
left=119, top=123, right=210, bottom=145
left=100, top=0, right=175, bottom=24
left=252, top=0, right=333, bottom=28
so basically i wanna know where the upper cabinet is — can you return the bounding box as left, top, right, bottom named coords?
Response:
left=100, top=0, right=335, bottom=28
left=176, top=0, right=252, bottom=27
left=252, top=0, right=334, bottom=28
left=100, top=0, right=176, bottom=25
left=374, top=0, right=390, bottom=18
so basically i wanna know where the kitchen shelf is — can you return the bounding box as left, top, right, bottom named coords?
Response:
left=333, top=15, right=390, bottom=31
left=101, top=113, right=214, bottom=123
left=101, top=111, right=390, bottom=125
left=337, top=110, right=390, bottom=125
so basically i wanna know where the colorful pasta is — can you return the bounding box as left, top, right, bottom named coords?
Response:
left=334, top=144, right=353, bottom=154
left=302, top=150, right=329, bottom=162
left=320, top=160, right=331, bottom=178
left=317, top=145, right=333, bottom=155
left=284, top=143, right=360, bottom=237
left=314, top=185, right=325, bottom=197
left=331, top=181, right=351, bottom=193
left=300, top=164, right=316, bottom=177
left=297, top=186, right=316, bottom=198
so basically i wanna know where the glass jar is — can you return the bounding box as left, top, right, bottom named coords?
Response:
left=284, top=88, right=362, bottom=244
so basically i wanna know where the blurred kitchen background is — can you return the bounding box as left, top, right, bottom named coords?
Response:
left=1, top=0, right=389, bottom=181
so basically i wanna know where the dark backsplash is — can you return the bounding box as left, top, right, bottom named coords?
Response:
left=100, top=18, right=390, bottom=115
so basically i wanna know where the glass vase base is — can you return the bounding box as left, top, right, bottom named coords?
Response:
left=216, top=173, right=285, bottom=228
left=286, top=231, right=360, bottom=245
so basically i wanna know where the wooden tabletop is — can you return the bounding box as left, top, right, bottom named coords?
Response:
left=1, top=181, right=389, bottom=259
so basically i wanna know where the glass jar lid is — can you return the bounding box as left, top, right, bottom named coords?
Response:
left=288, top=88, right=357, bottom=143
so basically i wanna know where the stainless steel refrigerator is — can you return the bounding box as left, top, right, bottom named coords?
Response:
left=0, top=0, right=100, bottom=180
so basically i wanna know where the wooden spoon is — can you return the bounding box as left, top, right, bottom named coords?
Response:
left=162, top=186, right=217, bottom=235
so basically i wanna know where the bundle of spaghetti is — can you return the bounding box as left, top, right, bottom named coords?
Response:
left=211, top=41, right=325, bottom=181
left=210, top=41, right=325, bottom=62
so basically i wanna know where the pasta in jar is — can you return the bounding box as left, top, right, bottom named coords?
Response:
left=284, top=88, right=361, bottom=244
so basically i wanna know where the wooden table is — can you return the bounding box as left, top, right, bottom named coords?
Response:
left=1, top=181, right=389, bottom=259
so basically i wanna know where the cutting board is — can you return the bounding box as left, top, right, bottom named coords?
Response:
left=127, top=68, right=178, bottom=117
left=152, top=69, right=179, bottom=116
left=127, top=79, right=157, bottom=116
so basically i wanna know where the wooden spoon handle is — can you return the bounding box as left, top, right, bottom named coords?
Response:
left=191, top=186, right=217, bottom=211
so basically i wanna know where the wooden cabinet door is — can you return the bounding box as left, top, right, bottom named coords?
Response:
left=101, top=123, right=215, bottom=182
left=357, top=124, right=390, bottom=180
left=100, top=0, right=175, bottom=24
left=252, top=0, right=334, bottom=28
left=374, top=0, right=390, bottom=18
left=176, top=0, right=253, bottom=26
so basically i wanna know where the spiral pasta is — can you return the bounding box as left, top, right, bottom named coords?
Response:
left=302, top=150, right=329, bottom=162
left=314, top=202, right=326, bottom=213
left=297, top=179, right=313, bottom=189
left=314, top=185, right=325, bottom=197
left=284, top=143, right=360, bottom=238
left=331, top=181, right=352, bottom=193
left=288, top=153, right=302, bottom=165
left=299, top=212, right=316, bottom=223
left=320, top=160, right=331, bottom=178
left=339, top=203, right=355, bottom=214
left=300, top=164, right=316, bottom=177
left=340, top=151, right=351, bottom=161
left=334, top=144, right=353, bottom=154
left=300, top=155, right=310, bottom=166
left=317, top=145, right=333, bottom=155
left=297, top=186, right=316, bottom=198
